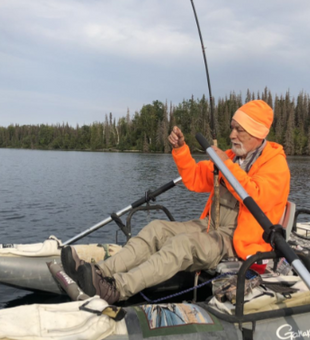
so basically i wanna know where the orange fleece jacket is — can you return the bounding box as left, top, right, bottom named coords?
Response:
left=172, top=142, right=290, bottom=260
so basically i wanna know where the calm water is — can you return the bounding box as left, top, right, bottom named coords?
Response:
left=0, top=148, right=309, bottom=309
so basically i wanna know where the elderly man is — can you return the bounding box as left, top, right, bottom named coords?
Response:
left=61, top=100, right=290, bottom=304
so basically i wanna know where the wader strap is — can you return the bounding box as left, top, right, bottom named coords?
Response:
left=242, top=327, right=254, bottom=340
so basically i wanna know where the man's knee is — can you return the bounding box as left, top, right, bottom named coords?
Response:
left=136, top=219, right=179, bottom=249
left=138, top=219, right=169, bottom=236
left=144, top=219, right=165, bottom=229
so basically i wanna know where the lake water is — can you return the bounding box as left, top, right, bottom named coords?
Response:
left=0, top=148, right=310, bottom=309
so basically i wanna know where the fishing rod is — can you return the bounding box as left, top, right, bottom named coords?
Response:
left=63, top=177, right=182, bottom=245
left=196, top=132, right=310, bottom=290
left=190, top=0, right=220, bottom=229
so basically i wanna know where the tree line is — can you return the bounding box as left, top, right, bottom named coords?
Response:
left=1, top=88, right=310, bottom=155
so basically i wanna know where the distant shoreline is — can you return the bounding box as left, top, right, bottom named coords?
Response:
left=0, top=146, right=308, bottom=157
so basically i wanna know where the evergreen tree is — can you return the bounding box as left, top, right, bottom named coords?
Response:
left=0, top=89, right=310, bottom=155
left=284, top=101, right=295, bottom=155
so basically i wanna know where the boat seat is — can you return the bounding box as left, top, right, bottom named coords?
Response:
left=279, top=201, right=296, bottom=241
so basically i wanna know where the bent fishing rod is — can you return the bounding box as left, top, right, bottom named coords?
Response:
left=196, top=132, right=310, bottom=290
left=63, top=177, right=182, bottom=245
left=190, top=0, right=220, bottom=229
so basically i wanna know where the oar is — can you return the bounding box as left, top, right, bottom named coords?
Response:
left=195, top=132, right=310, bottom=289
left=63, top=177, right=182, bottom=245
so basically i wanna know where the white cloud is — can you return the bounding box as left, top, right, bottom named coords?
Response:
left=2, top=0, right=309, bottom=64
left=0, top=0, right=195, bottom=63
left=0, top=0, right=310, bottom=126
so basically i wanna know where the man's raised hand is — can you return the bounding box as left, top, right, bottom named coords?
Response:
left=168, top=126, right=185, bottom=149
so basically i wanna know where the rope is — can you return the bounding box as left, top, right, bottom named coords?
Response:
left=139, top=272, right=236, bottom=304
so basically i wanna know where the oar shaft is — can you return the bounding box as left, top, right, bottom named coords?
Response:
left=196, top=132, right=310, bottom=290
left=63, top=177, right=182, bottom=245
left=131, top=177, right=182, bottom=209
left=206, top=146, right=248, bottom=200
left=63, top=206, right=132, bottom=245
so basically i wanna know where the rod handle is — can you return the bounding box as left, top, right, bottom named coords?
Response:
left=196, top=132, right=210, bottom=150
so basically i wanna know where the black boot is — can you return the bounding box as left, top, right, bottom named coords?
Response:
left=61, top=246, right=85, bottom=282
left=77, top=263, right=120, bottom=304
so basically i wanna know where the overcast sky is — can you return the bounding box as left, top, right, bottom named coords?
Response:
left=0, top=0, right=309, bottom=127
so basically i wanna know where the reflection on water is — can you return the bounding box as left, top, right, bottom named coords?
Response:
left=0, top=149, right=309, bottom=308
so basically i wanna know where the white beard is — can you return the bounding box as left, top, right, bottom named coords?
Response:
left=232, top=142, right=247, bottom=157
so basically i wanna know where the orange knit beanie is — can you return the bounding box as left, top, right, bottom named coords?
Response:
left=232, top=100, right=273, bottom=139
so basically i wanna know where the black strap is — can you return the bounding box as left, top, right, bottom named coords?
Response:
left=79, top=300, right=126, bottom=321
left=145, top=190, right=156, bottom=203
left=110, top=213, right=126, bottom=229
left=262, top=224, right=285, bottom=247
left=262, top=281, right=299, bottom=296
left=242, top=328, right=254, bottom=340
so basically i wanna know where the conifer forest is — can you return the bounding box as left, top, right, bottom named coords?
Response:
left=1, top=88, right=310, bottom=155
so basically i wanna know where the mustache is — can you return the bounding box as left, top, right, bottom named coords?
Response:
left=232, top=141, right=243, bottom=146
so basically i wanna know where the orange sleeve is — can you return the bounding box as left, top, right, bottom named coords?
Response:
left=172, top=143, right=215, bottom=193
